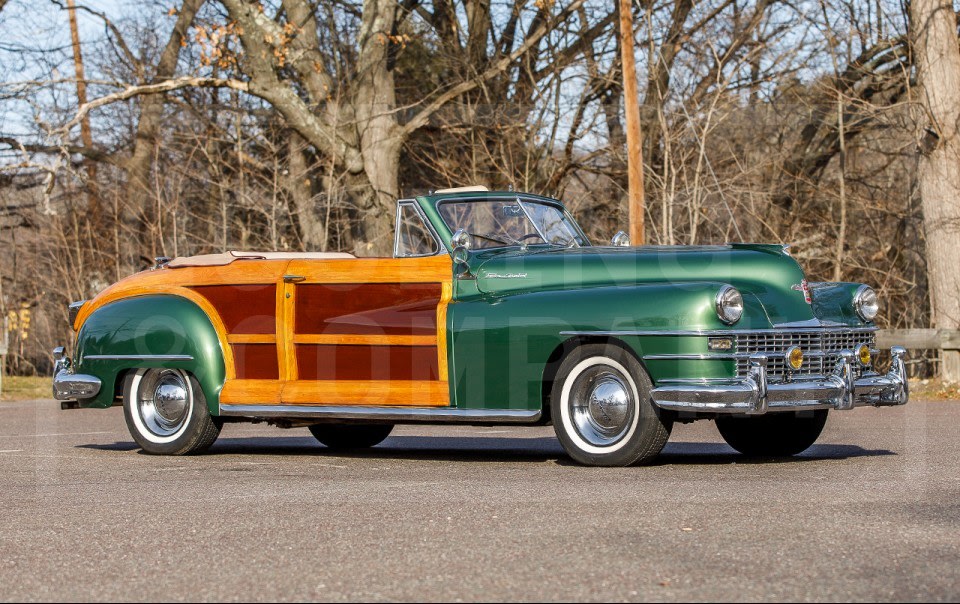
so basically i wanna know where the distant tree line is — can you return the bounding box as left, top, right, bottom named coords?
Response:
left=0, top=0, right=957, bottom=379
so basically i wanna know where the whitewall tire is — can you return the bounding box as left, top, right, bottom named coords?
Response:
left=123, top=368, right=221, bottom=455
left=551, top=344, right=672, bottom=466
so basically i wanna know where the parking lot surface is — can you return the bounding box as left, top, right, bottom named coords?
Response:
left=0, top=399, right=957, bottom=601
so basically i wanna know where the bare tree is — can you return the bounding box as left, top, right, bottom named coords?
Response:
left=910, top=0, right=960, bottom=381
left=0, top=0, right=946, bottom=379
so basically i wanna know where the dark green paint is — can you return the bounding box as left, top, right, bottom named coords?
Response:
left=73, top=295, right=226, bottom=412
left=420, top=190, right=874, bottom=411
left=810, top=282, right=869, bottom=324
left=449, top=282, right=738, bottom=410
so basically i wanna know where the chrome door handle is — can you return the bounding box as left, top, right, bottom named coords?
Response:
left=283, top=275, right=306, bottom=283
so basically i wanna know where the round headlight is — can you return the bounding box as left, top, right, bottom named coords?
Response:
left=854, top=285, right=879, bottom=322
left=716, top=285, right=743, bottom=325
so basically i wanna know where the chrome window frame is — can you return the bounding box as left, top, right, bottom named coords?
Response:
left=393, top=199, right=446, bottom=258
left=434, top=194, right=590, bottom=249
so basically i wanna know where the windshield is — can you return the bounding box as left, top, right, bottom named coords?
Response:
left=438, top=199, right=586, bottom=249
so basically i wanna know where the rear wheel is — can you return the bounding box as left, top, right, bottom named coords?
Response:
left=122, top=368, right=221, bottom=455
left=309, top=424, right=394, bottom=449
left=550, top=344, right=672, bottom=466
left=715, top=410, right=829, bottom=457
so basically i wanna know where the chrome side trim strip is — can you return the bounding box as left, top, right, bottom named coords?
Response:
left=773, top=318, right=847, bottom=328
left=644, top=350, right=853, bottom=361
left=219, top=405, right=542, bottom=423
left=643, top=354, right=737, bottom=360
left=656, top=378, right=744, bottom=384
left=561, top=326, right=878, bottom=337
left=83, top=354, right=195, bottom=361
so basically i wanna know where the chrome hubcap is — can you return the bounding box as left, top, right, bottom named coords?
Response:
left=138, top=370, right=190, bottom=437
left=569, top=366, right=634, bottom=447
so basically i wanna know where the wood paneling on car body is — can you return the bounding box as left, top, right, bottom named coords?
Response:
left=295, top=283, right=441, bottom=335
left=296, top=344, right=440, bottom=381
left=190, top=284, right=276, bottom=334
left=74, top=256, right=454, bottom=407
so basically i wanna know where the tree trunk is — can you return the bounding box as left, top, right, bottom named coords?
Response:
left=286, top=133, right=327, bottom=251
left=911, top=0, right=960, bottom=381
left=352, top=0, right=403, bottom=257
left=66, top=0, right=99, bottom=218
left=125, top=0, right=205, bottom=263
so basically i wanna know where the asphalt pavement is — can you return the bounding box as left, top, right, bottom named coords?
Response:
left=0, top=398, right=957, bottom=602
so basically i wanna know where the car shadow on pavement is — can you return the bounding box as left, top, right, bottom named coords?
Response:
left=77, top=436, right=897, bottom=466
left=79, top=436, right=566, bottom=463
left=214, top=435, right=566, bottom=463
left=651, top=441, right=897, bottom=466
left=78, top=441, right=140, bottom=451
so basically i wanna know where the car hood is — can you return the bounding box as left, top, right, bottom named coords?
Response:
left=471, top=243, right=825, bottom=327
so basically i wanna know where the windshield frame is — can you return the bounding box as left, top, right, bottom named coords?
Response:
left=434, top=195, right=591, bottom=250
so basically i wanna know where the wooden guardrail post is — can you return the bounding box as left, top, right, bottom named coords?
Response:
left=876, top=329, right=960, bottom=382
left=0, top=317, right=7, bottom=396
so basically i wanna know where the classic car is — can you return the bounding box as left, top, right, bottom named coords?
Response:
left=52, top=186, right=908, bottom=466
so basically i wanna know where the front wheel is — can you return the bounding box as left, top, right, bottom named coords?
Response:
left=123, top=368, right=222, bottom=455
left=715, top=410, right=829, bottom=457
left=309, top=424, right=394, bottom=450
left=551, top=344, right=672, bottom=466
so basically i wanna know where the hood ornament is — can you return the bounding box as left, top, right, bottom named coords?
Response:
left=791, top=280, right=813, bottom=304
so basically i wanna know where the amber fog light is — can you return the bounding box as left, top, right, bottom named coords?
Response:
left=857, top=343, right=872, bottom=367
left=785, top=346, right=804, bottom=371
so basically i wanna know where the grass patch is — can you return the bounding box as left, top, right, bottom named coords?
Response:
left=0, top=375, right=51, bottom=401
left=909, top=378, right=960, bottom=401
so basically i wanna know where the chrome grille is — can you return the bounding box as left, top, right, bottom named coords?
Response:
left=735, top=329, right=876, bottom=380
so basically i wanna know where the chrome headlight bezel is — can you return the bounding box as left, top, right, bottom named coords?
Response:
left=715, top=285, right=743, bottom=325
left=853, top=285, right=879, bottom=322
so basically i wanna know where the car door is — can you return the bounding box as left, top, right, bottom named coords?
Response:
left=278, top=255, right=453, bottom=406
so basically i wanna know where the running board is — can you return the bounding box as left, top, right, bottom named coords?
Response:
left=218, top=404, right=542, bottom=424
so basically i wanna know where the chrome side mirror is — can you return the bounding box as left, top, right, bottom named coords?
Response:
left=451, top=228, right=471, bottom=250
left=451, top=229, right=474, bottom=279
left=611, top=231, right=630, bottom=247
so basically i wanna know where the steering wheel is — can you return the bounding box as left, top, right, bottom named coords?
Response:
left=517, top=233, right=544, bottom=242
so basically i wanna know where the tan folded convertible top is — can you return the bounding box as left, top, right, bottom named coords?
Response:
left=166, top=250, right=355, bottom=268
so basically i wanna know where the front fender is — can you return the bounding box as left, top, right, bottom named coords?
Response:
left=73, top=295, right=226, bottom=412
left=810, top=282, right=874, bottom=326
left=448, top=281, right=754, bottom=410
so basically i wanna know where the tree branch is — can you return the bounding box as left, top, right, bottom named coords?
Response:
left=0, top=136, right=121, bottom=166
left=61, top=77, right=249, bottom=134
left=50, top=0, right=144, bottom=78
left=401, top=0, right=587, bottom=137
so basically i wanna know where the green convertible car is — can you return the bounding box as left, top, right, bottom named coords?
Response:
left=53, top=186, right=908, bottom=466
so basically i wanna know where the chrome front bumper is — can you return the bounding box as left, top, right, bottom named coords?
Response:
left=51, top=346, right=101, bottom=401
left=651, top=346, right=908, bottom=415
